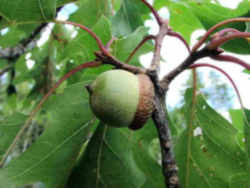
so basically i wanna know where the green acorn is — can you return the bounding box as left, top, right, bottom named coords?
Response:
left=86, top=69, right=155, bottom=130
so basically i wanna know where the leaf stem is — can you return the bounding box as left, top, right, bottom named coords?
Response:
left=125, top=35, right=155, bottom=63
left=207, top=32, right=250, bottom=50
left=150, top=22, right=168, bottom=71
left=192, top=17, right=250, bottom=52
left=55, top=20, right=110, bottom=56
left=140, top=0, right=163, bottom=26
left=211, top=54, right=250, bottom=70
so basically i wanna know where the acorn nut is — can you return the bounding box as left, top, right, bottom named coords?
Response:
left=87, top=69, right=155, bottom=130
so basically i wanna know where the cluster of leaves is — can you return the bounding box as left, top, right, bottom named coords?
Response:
left=0, top=0, right=250, bottom=187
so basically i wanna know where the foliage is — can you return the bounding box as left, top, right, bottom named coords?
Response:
left=0, top=0, right=250, bottom=187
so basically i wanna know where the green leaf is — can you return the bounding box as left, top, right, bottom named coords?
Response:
left=246, top=22, right=250, bottom=33
left=57, top=0, right=77, bottom=7
left=0, top=26, right=33, bottom=48
left=229, top=173, right=250, bottom=188
left=154, top=0, right=250, bottom=54
left=69, top=0, right=111, bottom=28
left=168, top=2, right=203, bottom=44
left=0, top=113, right=27, bottom=161
left=243, top=109, right=250, bottom=172
left=111, top=26, right=153, bottom=65
left=229, top=109, right=245, bottom=148
left=188, top=1, right=250, bottom=54
left=0, top=82, right=94, bottom=188
left=111, top=0, right=149, bottom=37
left=0, top=0, right=57, bottom=27
left=67, top=121, right=164, bottom=188
left=175, top=89, right=247, bottom=187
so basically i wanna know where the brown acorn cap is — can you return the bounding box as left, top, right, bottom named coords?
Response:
left=129, top=74, right=155, bottom=130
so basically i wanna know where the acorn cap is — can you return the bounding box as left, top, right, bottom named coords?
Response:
left=87, top=70, right=155, bottom=130
left=129, top=74, right=155, bottom=130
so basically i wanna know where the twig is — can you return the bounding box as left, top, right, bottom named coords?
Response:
left=0, top=61, right=101, bottom=168
left=207, top=32, right=250, bottom=50
left=94, top=51, right=146, bottom=74
left=161, top=48, right=222, bottom=88
left=0, top=7, right=64, bottom=60
left=125, top=35, right=155, bottom=63
left=150, top=22, right=168, bottom=71
left=211, top=54, right=250, bottom=70
left=140, top=0, right=163, bottom=26
left=212, top=28, right=240, bottom=38
left=192, top=17, right=250, bottom=52
left=151, top=82, right=180, bottom=188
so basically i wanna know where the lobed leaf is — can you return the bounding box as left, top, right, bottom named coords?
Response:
left=0, top=82, right=95, bottom=188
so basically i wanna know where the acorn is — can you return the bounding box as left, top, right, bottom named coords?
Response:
left=86, top=69, right=155, bottom=130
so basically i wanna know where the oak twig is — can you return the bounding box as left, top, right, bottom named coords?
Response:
left=161, top=48, right=222, bottom=88
left=0, top=23, right=47, bottom=60
left=0, top=7, right=64, bottom=60
left=94, top=51, right=146, bottom=74
left=150, top=22, right=169, bottom=71
left=149, top=72, right=179, bottom=188
left=140, top=0, right=163, bottom=26
left=192, top=17, right=250, bottom=52
left=211, top=54, right=250, bottom=70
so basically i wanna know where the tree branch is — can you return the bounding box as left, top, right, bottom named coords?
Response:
left=94, top=51, right=146, bottom=74
left=150, top=77, right=179, bottom=188
left=0, top=23, right=48, bottom=60
left=140, top=0, right=163, bottom=26
left=161, top=48, right=222, bottom=89
left=0, top=7, right=64, bottom=60
left=150, top=22, right=168, bottom=71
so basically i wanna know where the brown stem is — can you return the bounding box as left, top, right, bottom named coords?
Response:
left=207, top=32, right=250, bottom=50
left=192, top=17, right=250, bottom=52
left=94, top=51, right=146, bottom=74
left=150, top=23, right=168, bottom=71
left=152, top=87, right=180, bottom=188
left=0, top=61, right=101, bottom=168
left=213, top=28, right=240, bottom=37
left=161, top=48, right=221, bottom=89
left=140, top=0, right=163, bottom=26
left=211, top=54, right=250, bottom=70
left=125, top=35, right=156, bottom=63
